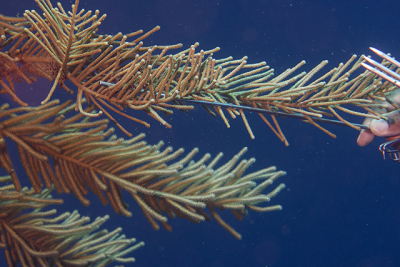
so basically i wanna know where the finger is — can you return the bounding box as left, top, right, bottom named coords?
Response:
left=370, top=109, right=400, bottom=137
left=392, top=90, right=400, bottom=104
left=385, top=134, right=400, bottom=142
left=357, top=129, right=375, bottom=146
left=357, top=117, right=375, bottom=146
left=370, top=120, right=389, bottom=136
left=385, top=135, right=400, bottom=151
left=385, top=88, right=400, bottom=112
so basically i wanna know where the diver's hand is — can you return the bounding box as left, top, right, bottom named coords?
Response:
left=357, top=110, right=400, bottom=146
left=357, top=89, right=400, bottom=147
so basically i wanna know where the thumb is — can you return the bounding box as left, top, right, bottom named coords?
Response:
left=370, top=109, right=400, bottom=137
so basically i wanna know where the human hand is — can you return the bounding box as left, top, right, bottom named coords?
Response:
left=357, top=89, right=400, bottom=147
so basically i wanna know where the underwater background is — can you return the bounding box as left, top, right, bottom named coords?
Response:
left=2, top=0, right=400, bottom=266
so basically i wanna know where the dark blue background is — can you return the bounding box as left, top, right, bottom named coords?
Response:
left=2, top=0, right=400, bottom=266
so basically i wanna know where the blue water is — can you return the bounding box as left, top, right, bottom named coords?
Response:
left=2, top=0, right=400, bottom=266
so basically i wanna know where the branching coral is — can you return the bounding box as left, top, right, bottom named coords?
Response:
left=1, top=0, right=397, bottom=145
left=0, top=0, right=396, bottom=266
